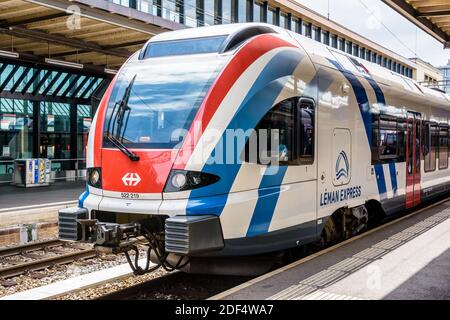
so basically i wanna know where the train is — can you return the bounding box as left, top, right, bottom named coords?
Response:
left=58, top=23, right=450, bottom=276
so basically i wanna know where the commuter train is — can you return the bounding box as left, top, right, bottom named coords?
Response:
left=59, top=23, right=450, bottom=275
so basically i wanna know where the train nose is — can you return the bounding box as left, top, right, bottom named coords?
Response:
left=100, top=149, right=176, bottom=196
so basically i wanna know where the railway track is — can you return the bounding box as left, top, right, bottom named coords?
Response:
left=90, top=195, right=450, bottom=300
left=96, top=272, right=252, bottom=300
left=0, top=239, right=97, bottom=279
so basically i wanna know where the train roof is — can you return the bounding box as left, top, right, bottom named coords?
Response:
left=148, top=22, right=287, bottom=42
left=290, top=29, right=450, bottom=109
left=144, top=23, right=450, bottom=110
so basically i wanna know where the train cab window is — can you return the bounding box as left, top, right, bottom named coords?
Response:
left=439, top=125, right=448, bottom=170
left=141, top=36, right=227, bottom=58
left=424, top=122, right=438, bottom=172
left=245, top=97, right=315, bottom=166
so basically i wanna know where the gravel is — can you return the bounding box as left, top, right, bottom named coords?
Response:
left=53, top=269, right=168, bottom=300
left=0, top=241, right=150, bottom=298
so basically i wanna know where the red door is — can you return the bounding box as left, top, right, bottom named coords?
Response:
left=406, top=112, right=421, bottom=209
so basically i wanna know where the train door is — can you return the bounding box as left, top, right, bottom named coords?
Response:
left=406, top=112, right=421, bottom=209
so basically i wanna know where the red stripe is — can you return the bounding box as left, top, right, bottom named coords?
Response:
left=93, top=76, right=117, bottom=167
left=172, top=34, right=296, bottom=170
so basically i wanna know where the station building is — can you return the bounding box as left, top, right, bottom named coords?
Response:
left=0, top=0, right=438, bottom=184
left=439, top=60, right=450, bottom=94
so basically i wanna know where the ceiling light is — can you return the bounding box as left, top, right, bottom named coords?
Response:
left=0, top=50, right=19, bottom=59
left=104, top=68, right=118, bottom=75
left=45, top=58, right=83, bottom=69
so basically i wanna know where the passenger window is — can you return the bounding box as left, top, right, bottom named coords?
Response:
left=424, top=122, right=438, bottom=172
left=245, top=97, right=315, bottom=166
left=296, top=98, right=315, bottom=163
left=379, top=117, right=398, bottom=160
left=439, top=125, right=448, bottom=170
left=397, top=119, right=406, bottom=162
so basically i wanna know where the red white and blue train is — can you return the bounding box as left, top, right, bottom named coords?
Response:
left=59, top=23, right=450, bottom=275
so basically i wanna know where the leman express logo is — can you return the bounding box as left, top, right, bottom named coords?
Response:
left=122, top=173, right=141, bottom=186
left=335, top=150, right=350, bottom=181
left=320, top=186, right=362, bottom=207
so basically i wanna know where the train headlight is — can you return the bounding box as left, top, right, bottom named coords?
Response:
left=88, top=168, right=102, bottom=188
left=171, top=172, right=187, bottom=189
left=165, top=170, right=220, bottom=192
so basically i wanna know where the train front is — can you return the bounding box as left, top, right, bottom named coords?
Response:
left=58, top=24, right=307, bottom=275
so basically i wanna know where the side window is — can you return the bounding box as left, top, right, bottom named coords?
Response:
left=246, top=97, right=315, bottom=166
left=397, top=119, right=406, bottom=162
left=425, top=122, right=438, bottom=172
left=439, top=125, right=448, bottom=170
left=371, top=115, right=380, bottom=163
left=379, top=117, right=398, bottom=160
left=423, top=122, right=431, bottom=171
left=371, top=115, right=405, bottom=164
left=296, top=98, right=315, bottom=164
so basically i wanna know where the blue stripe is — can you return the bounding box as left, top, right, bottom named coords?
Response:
left=389, top=162, right=398, bottom=196
left=78, top=184, right=89, bottom=208
left=328, top=60, right=372, bottom=145
left=246, top=166, right=288, bottom=237
left=365, top=77, right=386, bottom=105
left=186, top=49, right=304, bottom=216
left=374, top=164, right=387, bottom=200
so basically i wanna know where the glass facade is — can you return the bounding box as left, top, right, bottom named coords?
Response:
left=441, top=61, right=450, bottom=93
left=238, top=0, right=246, bottom=22
left=253, top=2, right=263, bottom=23
left=0, top=61, right=104, bottom=184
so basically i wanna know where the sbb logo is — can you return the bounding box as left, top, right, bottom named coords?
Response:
left=122, top=173, right=141, bottom=186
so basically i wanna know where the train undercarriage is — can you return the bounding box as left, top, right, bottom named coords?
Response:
left=59, top=202, right=381, bottom=276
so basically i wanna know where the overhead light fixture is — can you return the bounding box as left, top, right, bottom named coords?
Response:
left=0, top=50, right=19, bottom=59
left=104, top=68, right=118, bottom=75
left=45, top=58, right=83, bottom=69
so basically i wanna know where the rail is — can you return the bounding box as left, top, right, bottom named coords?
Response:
left=0, top=240, right=96, bottom=279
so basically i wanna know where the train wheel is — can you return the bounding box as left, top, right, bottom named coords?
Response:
left=319, top=216, right=341, bottom=248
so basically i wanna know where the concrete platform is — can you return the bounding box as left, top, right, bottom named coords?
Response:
left=212, top=200, right=450, bottom=300
left=0, top=258, right=152, bottom=300
left=0, top=181, right=83, bottom=244
left=0, top=181, right=84, bottom=210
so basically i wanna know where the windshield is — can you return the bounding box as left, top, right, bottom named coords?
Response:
left=103, top=54, right=227, bottom=149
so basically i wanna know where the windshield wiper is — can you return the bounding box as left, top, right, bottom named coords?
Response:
left=106, top=74, right=139, bottom=162
left=107, top=135, right=140, bottom=161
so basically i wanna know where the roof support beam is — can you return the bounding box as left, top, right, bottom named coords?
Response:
left=49, top=39, right=147, bottom=59
left=0, top=90, right=91, bottom=105
left=0, top=12, right=67, bottom=28
left=0, top=25, right=131, bottom=58
left=418, top=11, right=450, bottom=18
left=382, top=0, right=448, bottom=46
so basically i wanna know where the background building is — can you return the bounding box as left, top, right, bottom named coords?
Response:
left=410, top=57, right=443, bottom=89
left=439, top=60, right=450, bottom=94
left=0, top=0, right=444, bottom=185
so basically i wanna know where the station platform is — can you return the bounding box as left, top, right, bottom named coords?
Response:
left=212, top=199, right=450, bottom=300
left=0, top=181, right=84, bottom=210
left=0, top=181, right=84, bottom=244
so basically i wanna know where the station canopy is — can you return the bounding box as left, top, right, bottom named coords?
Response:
left=383, top=0, right=450, bottom=48
left=0, top=0, right=184, bottom=73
